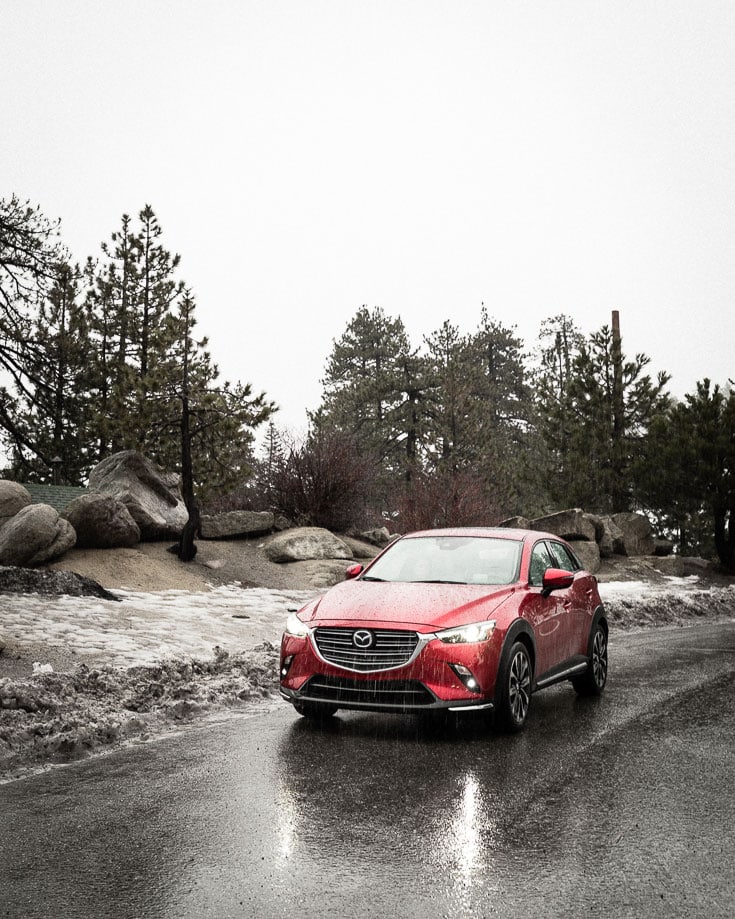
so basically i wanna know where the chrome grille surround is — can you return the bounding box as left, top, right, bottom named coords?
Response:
left=312, top=626, right=424, bottom=673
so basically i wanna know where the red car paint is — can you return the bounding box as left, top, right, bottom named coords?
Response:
left=280, top=528, right=607, bottom=731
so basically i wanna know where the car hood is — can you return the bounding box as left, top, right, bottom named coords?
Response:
left=300, top=579, right=516, bottom=632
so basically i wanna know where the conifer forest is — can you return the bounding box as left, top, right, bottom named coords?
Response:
left=1, top=195, right=733, bottom=569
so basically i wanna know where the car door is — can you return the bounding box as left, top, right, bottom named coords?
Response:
left=548, top=540, right=593, bottom=658
left=521, top=540, right=567, bottom=677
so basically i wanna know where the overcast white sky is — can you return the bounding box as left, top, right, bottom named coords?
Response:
left=3, top=0, right=734, bottom=432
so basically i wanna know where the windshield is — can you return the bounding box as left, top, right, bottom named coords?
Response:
left=363, top=535, right=522, bottom=585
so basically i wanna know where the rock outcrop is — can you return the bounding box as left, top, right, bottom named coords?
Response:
left=88, top=451, right=188, bottom=541
left=264, top=527, right=353, bottom=563
left=570, top=539, right=601, bottom=573
left=0, top=504, right=76, bottom=567
left=530, top=508, right=597, bottom=542
left=611, top=512, right=656, bottom=557
left=63, top=494, right=141, bottom=549
left=340, top=536, right=380, bottom=559
left=199, top=510, right=274, bottom=539
left=0, top=481, right=32, bottom=526
left=359, top=526, right=394, bottom=547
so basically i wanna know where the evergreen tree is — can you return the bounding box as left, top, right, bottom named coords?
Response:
left=537, top=320, right=670, bottom=513
left=149, top=290, right=275, bottom=500
left=4, top=263, right=94, bottom=482
left=638, top=381, right=735, bottom=569
left=0, top=196, right=66, bottom=459
left=422, top=319, right=471, bottom=467
left=316, top=306, right=419, bottom=475
left=96, top=213, right=141, bottom=452
left=461, top=308, right=534, bottom=514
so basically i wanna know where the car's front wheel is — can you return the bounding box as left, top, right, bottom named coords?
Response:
left=572, top=623, right=608, bottom=696
left=495, top=641, right=532, bottom=733
left=292, top=700, right=338, bottom=720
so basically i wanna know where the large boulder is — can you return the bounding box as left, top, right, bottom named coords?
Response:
left=88, top=451, right=188, bottom=541
left=596, top=515, right=625, bottom=558
left=611, top=512, right=656, bottom=556
left=340, top=535, right=380, bottom=560
left=199, top=510, right=274, bottom=539
left=531, top=508, right=597, bottom=543
left=359, top=527, right=395, bottom=548
left=0, top=504, right=76, bottom=566
left=62, top=493, right=141, bottom=549
left=264, top=527, right=353, bottom=563
left=0, top=480, right=32, bottom=525
left=498, top=516, right=531, bottom=529
left=570, top=539, right=601, bottom=574
left=289, top=559, right=361, bottom=588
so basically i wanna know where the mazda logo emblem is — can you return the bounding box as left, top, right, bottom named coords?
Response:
left=353, top=629, right=374, bottom=649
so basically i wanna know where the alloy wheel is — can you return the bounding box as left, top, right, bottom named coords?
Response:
left=591, top=628, right=608, bottom=689
left=508, top=648, right=531, bottom=724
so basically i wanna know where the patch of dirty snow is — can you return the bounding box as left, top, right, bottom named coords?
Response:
left=1, top=584, right=315, bottom=668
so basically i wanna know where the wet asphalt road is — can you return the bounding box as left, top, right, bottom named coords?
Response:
left=2, top=622, right=734, bottom=919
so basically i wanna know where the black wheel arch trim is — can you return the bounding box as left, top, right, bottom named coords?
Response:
left=588, top=605, right=608, bottom=655
left=497, top=619, right=537, bottom=683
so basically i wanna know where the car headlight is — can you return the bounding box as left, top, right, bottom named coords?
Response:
left=435, top=620, right=496, bottom=644
left=285, top=612, right=311, bottom=638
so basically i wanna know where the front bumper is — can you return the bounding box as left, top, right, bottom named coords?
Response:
left=280, top=681, right=495, bottom=713
left=280, top=626, right=501, bottom=714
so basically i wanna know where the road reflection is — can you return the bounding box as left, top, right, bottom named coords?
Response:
left=274, top=711, right=519, bottom=896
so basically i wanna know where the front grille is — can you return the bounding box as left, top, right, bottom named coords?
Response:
left=303, top=675, right=435, bottom=709
left=313, top=627, right=419, bottom=672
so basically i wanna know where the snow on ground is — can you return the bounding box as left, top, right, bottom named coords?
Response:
left=600, top=577, right=735, bottom=631
left=1, top=585, right=316, bottom=668
left=2, top=576, right=733, bottom=671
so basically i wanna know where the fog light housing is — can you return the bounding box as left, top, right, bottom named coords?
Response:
left=449, top=663, right=482, bottom=693
left=281, top=655, right=294, bottom=678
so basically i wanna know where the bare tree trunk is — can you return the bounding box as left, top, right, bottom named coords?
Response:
left=178, top=391, right=199, bottom=562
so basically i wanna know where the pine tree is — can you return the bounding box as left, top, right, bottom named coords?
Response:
left=638, top=381, right=735, bottom=569
left=96, top=214, right=141, bottom=452
left=149, top=290, right=275, bottom=500
left=0, top=196, right=66, bottom=460
left=422, top=319, right=471, bottom=467
left=461, top=308, right=533, bottom=513
left=6, top=263, right=94, bottom=482
left=316, top=306, right=419, bottom=474
left=543, top=321, right=670, bottom=512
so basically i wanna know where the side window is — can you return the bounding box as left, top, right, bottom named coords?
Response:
left=529, top=542, right=556, bottom=587
left=550, top=541, right=581, bottom=572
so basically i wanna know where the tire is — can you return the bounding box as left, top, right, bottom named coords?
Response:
left=572, top=623, right=608, bottom=696
left=292, top=700, right=338, bottom=720
left=494, top=641, right=533, bottom=733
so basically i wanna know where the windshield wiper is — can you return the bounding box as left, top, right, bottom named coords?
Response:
left=361, top=575, right=387, bottom=582
left=412, top=579, right=465, bottom=584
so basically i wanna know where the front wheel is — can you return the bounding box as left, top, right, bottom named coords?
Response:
left=292, top=700, right=338, bottom=720
left=494, top=642, right=532, bottom=733
left=572, top=623, right=608, bottom=696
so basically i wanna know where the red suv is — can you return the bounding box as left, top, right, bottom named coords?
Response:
left=280, top=528, right=608, bottom=732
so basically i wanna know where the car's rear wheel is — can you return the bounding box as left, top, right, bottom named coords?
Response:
left=572, top=623, right=608, bottom=696
left=292, top=700, right=338, bottom=720
left=495, top=641, right=532, bottom=733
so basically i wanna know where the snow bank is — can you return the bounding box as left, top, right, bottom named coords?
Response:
left=1, top=584, right=315, bottom=668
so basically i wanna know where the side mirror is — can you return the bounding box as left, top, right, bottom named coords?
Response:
left=541, top=567, right=574, bottom=596
left=344, top=563, right=363, bottom=580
